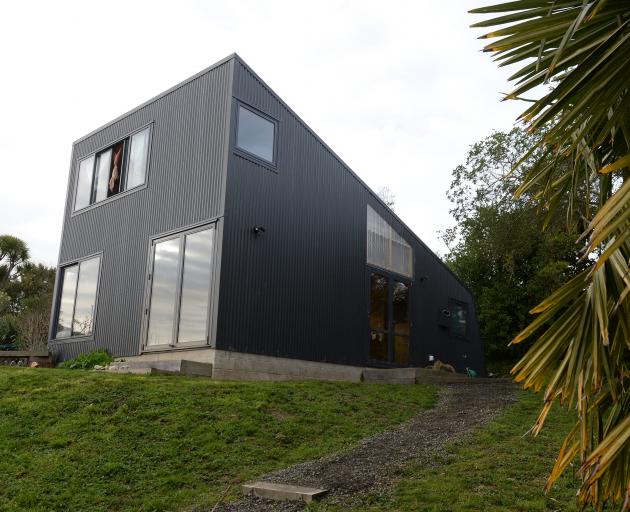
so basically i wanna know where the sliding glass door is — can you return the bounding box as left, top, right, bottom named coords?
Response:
left=145, top=225, right=215, bottom=348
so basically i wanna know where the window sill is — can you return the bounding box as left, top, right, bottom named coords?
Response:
left=234, top=149, right=278, bottom=173
left=142, top=342, right=211, bottom=354
left=49, top=335, right=95, bottom=344
left=71, top=182, right=148, bottom=217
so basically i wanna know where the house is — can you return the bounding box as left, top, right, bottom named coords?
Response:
left=48, top=54, right=486, bottom=380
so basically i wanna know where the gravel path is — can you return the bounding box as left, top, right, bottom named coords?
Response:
left=211, top=380, right=517, bottom=512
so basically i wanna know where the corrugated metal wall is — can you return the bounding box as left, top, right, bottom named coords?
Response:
left=217, top=59, right=485, bottom=373
left=50, top=59, right=233, bottom=360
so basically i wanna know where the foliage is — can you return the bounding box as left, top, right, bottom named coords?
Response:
left=0, top=367, right=436, bottom=512
left=0, top=315, right=19, bottom=347
left=0, top=235, right=29, bottom=288
left=377, top=186, right=396, bottom=210
left=311, top=392, right=587, bottom=512
left=59, top=350, right=114, bottom=370
left=0, top=236, right=55, bottom=349
left=444, top=128, right=583, bottom=364
left=470, top=1, right=630, bottom=509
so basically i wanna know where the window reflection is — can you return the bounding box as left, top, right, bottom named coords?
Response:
left=126, top=128, right=150, bottom=190
left=72, top=258, right=100, bottom=336
left=146, top=238, right=181, bottom=346
left=55, top=256, right=100, bottom=339
left=178, top=229, right=214, bottom=343
left=236, top=105, right=275, bottom=163
left=56, top=266, right=79, bottom=338
left=369, top=274, right=388, bottom=330
left=392, top=281, right=409, bottom=335
left=451, top=302, right=468, bottom=338
left=394, top=335, right=409, bottom=364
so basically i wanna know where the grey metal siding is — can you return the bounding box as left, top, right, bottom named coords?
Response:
left=217, top=59, right=486, bottom=373
left=50, top=59, right=233, bottom=360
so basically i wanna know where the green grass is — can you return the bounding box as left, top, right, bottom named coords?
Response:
left=311, top=391, right=589, bottom=512
left=0, top=367, right=436, bottom=512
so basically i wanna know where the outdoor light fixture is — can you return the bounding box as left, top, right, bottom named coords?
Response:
left=252, top=225, right=266, bottom=236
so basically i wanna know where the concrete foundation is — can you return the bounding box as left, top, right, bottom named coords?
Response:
left=118, top=348, right=364, bottom=382
left=116, top=348, right=479, bottom=384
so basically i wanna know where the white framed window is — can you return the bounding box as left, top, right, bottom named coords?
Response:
left=74, top=126, right=152, bottom=212
left=367, top=205, right=413, bottom=278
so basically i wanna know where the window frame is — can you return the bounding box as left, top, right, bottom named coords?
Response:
left=233, top=100, right=279, bottom=170
left=140, top=220, right=220, bottom=352
left=72, top=123, right=154, bottom=216
left=50, top=252, right=103, bottom=343
left=366, top=204, right=414, bottom=279
left=448, top=298, right=469, bottom=340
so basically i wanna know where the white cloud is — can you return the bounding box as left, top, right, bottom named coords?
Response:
left=0, top=0, right=525, bottom=266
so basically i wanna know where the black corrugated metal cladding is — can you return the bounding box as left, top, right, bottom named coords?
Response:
left=50, top=54, right=485, bottom=375
left=216, top=59, right=485, bottom=374
left=50, top=59, right=233, bottom=360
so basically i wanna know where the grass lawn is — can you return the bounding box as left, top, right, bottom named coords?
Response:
left=310, top=391, right=588, bottom=512
left=0, top=367, right=436, bottom=512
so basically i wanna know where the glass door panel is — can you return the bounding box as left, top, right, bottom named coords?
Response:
left=394, top=335, right=409, bottom=364
left=369, top=273, right=411, bottom=365
left=369, top=273, right=390, bottom=361
left=177, top=229, right=214, bottom=343
left=146, top=238, right=181, bottom=346
left=392, top=281, right=410, bottom=364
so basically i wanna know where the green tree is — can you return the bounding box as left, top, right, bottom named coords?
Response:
left=444, top=130, right=583, bottom=366
left=471, top=1, right=630, bottom=509
left=0, top=235, right=29, bottom=288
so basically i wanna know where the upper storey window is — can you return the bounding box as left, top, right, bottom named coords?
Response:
left=236, top=105, right=275, bottom=163
left=367, top=205, right=413, bottom=278
left=74, top=126, right=151, bottom=211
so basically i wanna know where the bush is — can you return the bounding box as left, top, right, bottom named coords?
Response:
left=59, top=350, right=113, bottom=370
left=0, top=315, right=19, bottom=345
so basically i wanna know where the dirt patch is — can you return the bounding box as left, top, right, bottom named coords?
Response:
left=211, top=380, right=517, bottom=512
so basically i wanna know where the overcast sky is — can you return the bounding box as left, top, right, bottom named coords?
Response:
left=0, top=1, right=524, bottom=266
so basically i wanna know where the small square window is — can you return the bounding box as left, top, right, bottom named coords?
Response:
left=236, top=105, right=275, bottom=163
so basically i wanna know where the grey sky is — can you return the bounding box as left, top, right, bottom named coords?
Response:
left=0, top=1, right=524, bottom=266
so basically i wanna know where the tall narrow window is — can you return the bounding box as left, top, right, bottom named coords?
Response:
left=74, top=156, right=95, bottom=211
left=125, top=128, right=150, bottom=189
left=236, top=105, right=275, bottom=163
left=367, top=205, right=413, bottom=277
left=55, top=256, right=101, bottom=338
left=145, top=225, right=216, bottom=348
left=450, top=301, right=468, bottom=339
left=73, top=126, right=151, bottom=212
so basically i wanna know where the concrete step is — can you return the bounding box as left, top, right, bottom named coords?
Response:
left=242, top=481, right=327, bottom=503
left=362, top=367, right=417, bottom=384
left=109, top=359, right=213, bottom=377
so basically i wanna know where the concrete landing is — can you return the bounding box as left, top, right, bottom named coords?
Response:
left=242, top=481, right=327, bottom=503
left=362, top=367, right=417, bottom=384
left=108, top=359, right=213, bottom=377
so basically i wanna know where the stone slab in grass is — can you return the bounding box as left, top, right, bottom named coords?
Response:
left=242, top=481, right=328, bottom=503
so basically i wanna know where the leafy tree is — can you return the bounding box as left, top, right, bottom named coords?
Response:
left=444, top=130, right=583, bottom=365
left=471, top=1, right=630, bottom=509
left=0, top=235, right=29, bottom=288
left=0, top=237, right=55, bottom=350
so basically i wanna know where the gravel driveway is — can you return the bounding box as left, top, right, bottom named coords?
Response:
left=210, top=380, right=517, bottom=512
